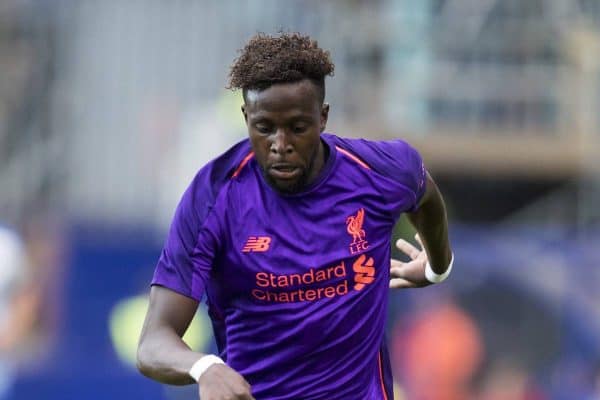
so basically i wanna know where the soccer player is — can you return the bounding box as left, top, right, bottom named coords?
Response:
left=137, top=33, right=453, bottom=400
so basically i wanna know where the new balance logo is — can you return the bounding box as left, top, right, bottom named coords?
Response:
left=353, top=254, right=375, bottom=291
left=242, top=236, right=271, bottom=253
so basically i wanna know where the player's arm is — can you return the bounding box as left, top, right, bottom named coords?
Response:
left=137, top=285, right=204, bottom=384
left=137, top=285, right=254, bottom=399
left=408, top=171, right=452, bottom=272
left=390, top=172, right=452, bottom=288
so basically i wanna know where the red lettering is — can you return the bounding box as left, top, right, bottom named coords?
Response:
left=334, top=262, right=346, bottom=277
left=277, top=275, right=289, bottom=287
left=289, top=274, right=302, bottom=286
left=256, top=272, right=270, bottom=287
left=279, top=292, right=290, bottom=302
left=302, top=269, right=315, bottom=284
left=315, top=270, right=327, bottom=282
left=266, top=291, right=278, bottom=302
left=269, top=273, right=277, bottom=287
left=350, top=241, right=369, bottom=254
left=337, top=280, right=349, bottom=295
left=324, top=286, right=335, bottom=298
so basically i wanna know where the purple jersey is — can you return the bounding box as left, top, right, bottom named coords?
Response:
left=152, top=133, right=426, bottom=400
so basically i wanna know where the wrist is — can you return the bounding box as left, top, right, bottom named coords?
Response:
left=425, top=253, right=454, bottom=283
left=189, top=354, right=225, bottom=383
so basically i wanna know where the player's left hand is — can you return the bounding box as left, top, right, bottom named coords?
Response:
left=389, top=234, right=431, bottom=289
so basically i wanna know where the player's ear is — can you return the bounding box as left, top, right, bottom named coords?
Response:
left=320, top=103, right=329, bottom=132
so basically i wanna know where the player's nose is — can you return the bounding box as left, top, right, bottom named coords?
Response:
left=270, top=129, right=293, bottom=155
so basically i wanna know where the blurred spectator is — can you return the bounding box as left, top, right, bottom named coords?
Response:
left=392, top=298, right=483, bottom=400
left=475, top=357, right=546, bottom=400
left=0, top=226, right=30, bottom=399
left=0, top=218, right=65, bottom=399
left=20, top=216, right=65, bottom=360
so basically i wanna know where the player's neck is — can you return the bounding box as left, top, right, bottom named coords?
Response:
left=305, top=138, right=328, bottom=186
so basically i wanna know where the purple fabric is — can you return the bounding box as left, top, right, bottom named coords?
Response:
left=152, top=133, right=426, bottom=400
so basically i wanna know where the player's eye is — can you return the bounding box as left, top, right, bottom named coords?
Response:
left=255, top=124, right=273, bottom=134
left=291, top=125, right=308, bottom=134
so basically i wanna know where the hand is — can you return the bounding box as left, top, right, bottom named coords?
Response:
left=389, top=234, right=430, bottom=289
left=198, top=363, right=255, bottom=400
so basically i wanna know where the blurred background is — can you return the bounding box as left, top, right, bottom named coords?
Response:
left=0, top=0, right=599, bottom=399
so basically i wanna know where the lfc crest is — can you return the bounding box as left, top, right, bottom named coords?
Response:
left=346, top=208, right=369, bottom=254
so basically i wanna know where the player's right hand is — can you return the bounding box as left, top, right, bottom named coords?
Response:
left=389, top=234, right=431, bottom=289
left=198, top=363, right=255, bottom=400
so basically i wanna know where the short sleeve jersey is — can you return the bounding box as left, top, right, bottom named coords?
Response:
left=152, top=133, right=427, bottom=400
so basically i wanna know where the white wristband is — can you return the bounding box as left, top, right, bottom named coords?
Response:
left=425, top=253, right=454, bottom=283
left=189, top=355, right=225, bottom=383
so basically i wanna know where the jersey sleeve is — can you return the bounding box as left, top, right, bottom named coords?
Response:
left=151, top=138, right=253, bottom=301
left=368, top=139, right=427, bottom=212
left=151, top=174, right=220, bottom=302
left=331, top=135, right=427, bottom=215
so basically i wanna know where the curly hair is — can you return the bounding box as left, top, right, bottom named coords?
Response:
left=228, top=32, right=335, bottom=102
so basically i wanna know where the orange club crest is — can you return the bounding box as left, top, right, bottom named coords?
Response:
left=346, top=208, right=369, bottom=254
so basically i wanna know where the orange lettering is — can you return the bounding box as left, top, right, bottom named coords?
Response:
left=324, top=286, right=336, bottom=298
left=304, top=289, right=316, bottom=301
left=337, top=280, right=349, bottom=295
left=334, top=262, right=346, bottom=277
left=350, top=241, right=369, bottom=254
left=326, top=266, right=334, bottom=280
left=277, top=275, right=289, bottom=288
left=315, top=270, right=327, bottom=282
left=279, top=292, right=290, bottom=302
left=269, top=273, right=277, bottom=287
left=266, top=291, right=278, bottom=302
left=302, top=269, right=315, bottom=284
left=289, top=273, right=302, bottom=286
left=256, top=272, right=270, bottom=287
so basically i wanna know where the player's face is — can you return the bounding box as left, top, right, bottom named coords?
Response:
left=242, top=79, right=329, bottom=194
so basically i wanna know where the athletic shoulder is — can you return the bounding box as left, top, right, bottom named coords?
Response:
left=324, top=133, right=426, bottom=212
left=324, top=133, right=423, bottom=179
left=152, top=139, right=252, bottom=300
